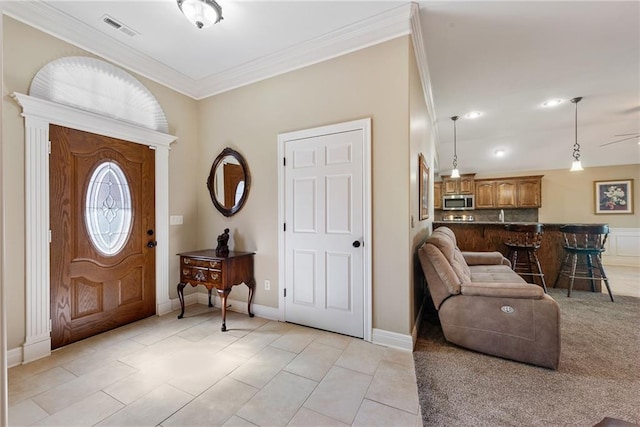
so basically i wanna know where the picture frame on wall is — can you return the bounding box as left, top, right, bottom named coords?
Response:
left=594, top=179, right=634, bottom=214
left=419, top=153, right=429, bottom=220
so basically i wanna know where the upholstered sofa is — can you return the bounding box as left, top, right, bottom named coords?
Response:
left=418, top=226, right=561, bottom=369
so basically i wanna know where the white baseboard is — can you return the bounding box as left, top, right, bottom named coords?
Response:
left=372, top=328, right=413, bottom=351
left=7, top=347, right=22, bottom=368
left=167, top=293, right=280, bottom=321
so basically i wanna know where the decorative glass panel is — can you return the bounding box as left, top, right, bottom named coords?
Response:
left=85, top=161, right=133, bottom=256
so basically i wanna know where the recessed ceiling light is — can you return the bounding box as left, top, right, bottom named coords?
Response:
left=495, top=149, right=506, bottom=157
left=464, top=111, right=482, bottom=119
left=542, top=99, right=564, bottom=108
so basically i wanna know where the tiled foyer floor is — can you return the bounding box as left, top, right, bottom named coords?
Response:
left=8, top=305, right=421, bottom=427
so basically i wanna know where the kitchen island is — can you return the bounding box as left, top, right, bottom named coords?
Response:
left=433, top=221, right=603, bottom=292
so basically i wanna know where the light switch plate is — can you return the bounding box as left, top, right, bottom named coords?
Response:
left=170, top=215, right=183, bottom=225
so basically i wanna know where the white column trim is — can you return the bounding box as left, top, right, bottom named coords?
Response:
left=12, top=93, right=176, bottom=363
left=22, top=117, right=51, bottom=363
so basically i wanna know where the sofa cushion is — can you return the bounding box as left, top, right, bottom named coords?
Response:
left=469, top=264, right=527, bottom=284
left=461, top=282, right=544, bottom=299
left=427, top=229, right=471, bottom=284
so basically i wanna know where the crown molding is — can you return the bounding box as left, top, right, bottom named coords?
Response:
left=2, top=1, right=413, bottom=100
left=196, top=3, right=414, bottom=99
left=2, top=1, right=205, bottom=99
left=409, top=2, right=441, bottom=169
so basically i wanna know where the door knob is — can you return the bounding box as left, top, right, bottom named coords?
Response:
left=147, top=241, right=157, bottom=248
left=352, top=240, right=361, bottom=248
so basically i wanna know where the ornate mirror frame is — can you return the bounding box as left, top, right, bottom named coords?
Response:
left=207, top=147, right=251, bottom=217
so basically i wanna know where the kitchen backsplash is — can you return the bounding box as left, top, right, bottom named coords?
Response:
left=435, top=208, right=538, bottom=222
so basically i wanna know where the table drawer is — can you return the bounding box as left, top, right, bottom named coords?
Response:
left=181, top=266, right=222, bottom=285
left=181, top=257, right=222, bottom=270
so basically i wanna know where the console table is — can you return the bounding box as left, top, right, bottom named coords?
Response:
left=177, top=250, right=255, bottom=331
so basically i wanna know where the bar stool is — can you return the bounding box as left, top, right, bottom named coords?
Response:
left=554, top=224, right=614, bottom=302
left=504, top=223, right=547, bottom=293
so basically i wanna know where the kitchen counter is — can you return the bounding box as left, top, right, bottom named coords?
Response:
left=433, top=221, right=606, bottom=292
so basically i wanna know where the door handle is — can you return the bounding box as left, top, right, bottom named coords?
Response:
left=352, top=240, right=361, bottom=248
left=147, top=241, right=157, bottom=248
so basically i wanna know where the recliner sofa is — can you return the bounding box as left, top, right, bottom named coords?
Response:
left=418, top=226, right=561, bottom=369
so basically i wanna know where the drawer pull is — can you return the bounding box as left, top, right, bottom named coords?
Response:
left=211, top=272, right=219, bottom=281
left=183, top=258, right=191, bottom=265
left=209, top=261, right=221, bottom=268
left=182, top=268, right=189, bottom=275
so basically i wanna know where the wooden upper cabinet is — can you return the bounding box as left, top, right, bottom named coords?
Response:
left=473, top=175, right=543, bottom=209
left=434, top=182, right=442, bottom=209
left=518, top=178, right=542, bottom=208
left=442, top=174, right=475, bottom=195
left=496, top=180, right=518, bottom=208
left=474, top=181, right=496, bottom=209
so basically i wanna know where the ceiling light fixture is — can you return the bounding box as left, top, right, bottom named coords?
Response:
left=177, top=0, right=223, bottom=29
left=464, top=111, right=482, bottom=119
left=569, top=96, right=584, bottom=172
left=543, top=99, right=564, bottom=108
left=495, top=149, right=506, bottom=158
left=451, top=116, right=460, bottom=178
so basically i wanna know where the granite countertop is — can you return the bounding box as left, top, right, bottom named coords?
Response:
left=433, top=221, right=605, bottom=226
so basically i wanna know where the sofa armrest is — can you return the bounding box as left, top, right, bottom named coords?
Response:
left=460, top=282, right=544, bottom=299
left=462, top=251, right=510, bottom=266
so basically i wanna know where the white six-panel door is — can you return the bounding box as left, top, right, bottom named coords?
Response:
left=280, top=121, right=369, bottom=338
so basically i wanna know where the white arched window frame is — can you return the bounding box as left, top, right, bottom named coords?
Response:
left=13, top=57, right=176, bottom=364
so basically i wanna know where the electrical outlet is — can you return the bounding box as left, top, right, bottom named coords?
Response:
left=264, top=279, right=271, bottom=291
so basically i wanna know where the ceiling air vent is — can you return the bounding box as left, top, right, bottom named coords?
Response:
left=101, top=15, right=138, bottom=37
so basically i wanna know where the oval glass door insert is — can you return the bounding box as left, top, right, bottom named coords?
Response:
left=85, top=161, right=133, bottom=256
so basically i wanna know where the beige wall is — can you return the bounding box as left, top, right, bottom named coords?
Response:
left=2, top=17, right=200, bottom=349
left=408, top=39, right=436, bottom=333
left=475, top=164, right=640, bottom=227
left=2, top=16, right=428, bottom=351
left=197, top=37, right=416, bottom=335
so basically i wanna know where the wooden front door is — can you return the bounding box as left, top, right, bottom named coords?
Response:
left=50, top=125, right=156, bottom=349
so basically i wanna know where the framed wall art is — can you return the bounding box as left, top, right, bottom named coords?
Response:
left=594, top=179, right=634, bottom=214
left=419, top=153, right=429, bottom=220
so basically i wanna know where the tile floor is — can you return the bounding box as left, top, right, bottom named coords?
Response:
left=8, top=306, right=421, bottom=427
left=7, top=263, right=636, bottom=426
left=601, top=263, right=640, bottom=298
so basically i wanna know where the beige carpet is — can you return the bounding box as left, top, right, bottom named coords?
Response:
left=413, top=288, right=640, bottom=426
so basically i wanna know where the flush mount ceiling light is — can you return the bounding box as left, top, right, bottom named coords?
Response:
left=451, top=116, right=460, bottom=178
left=542, top=99, right=564, bottom=108
left=177, top=0, right=223, bottom=29
left=464, top=111, right=483, bottom=119
left=569, top=96, right=584, bottom=171
left=494, top=149, right=506, bottom=158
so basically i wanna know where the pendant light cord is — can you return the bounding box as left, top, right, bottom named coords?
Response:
left=451, top=116, right=459, bottom=169
left=571, top=97, right=582, bottom=162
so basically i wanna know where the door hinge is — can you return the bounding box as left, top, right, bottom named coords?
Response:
left=283, top=157, right=286, bottom=166
left=48, top=140, right=51, bottom=155
left=284, top=288, right=287, bottom=297
left=49, top=319, right=52, bottom=332
left=49, top=230, right=52, bottom=243
left=283, top=223, right=286, bottom=232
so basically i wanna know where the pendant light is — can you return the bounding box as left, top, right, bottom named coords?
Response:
left=451, top=116, right=460, bottom=178
left=569, top=97, right=584, bottom=171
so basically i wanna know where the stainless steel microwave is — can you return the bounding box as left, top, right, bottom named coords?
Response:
left=443, top=194, right=475, bottom=210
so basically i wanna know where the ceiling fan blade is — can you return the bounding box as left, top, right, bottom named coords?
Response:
left=600, top=135, right=640, bottom=147
left=613, top=132, right=640, bottom=137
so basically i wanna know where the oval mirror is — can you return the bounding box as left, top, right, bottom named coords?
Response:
left=207, top=147, right=251, bottom=217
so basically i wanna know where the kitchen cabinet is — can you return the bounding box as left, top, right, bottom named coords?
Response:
left=518, top=178, right=542, bottom=208
left=474, top=175, right=542, bottom=209
left=434, top=182, right=442, bottom=209
left=475, top=181, right=497, bottom=208
left=442, top=174, right=475, bottom=195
